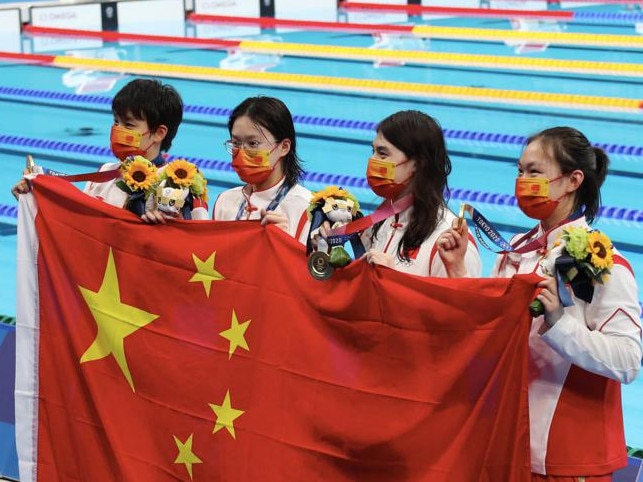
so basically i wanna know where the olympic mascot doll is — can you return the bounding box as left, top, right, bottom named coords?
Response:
left=306, top=186, right=364, bottom=280
left=117, top=156, right=208, bottom=219
left=154, top=159, right=208, bottom=219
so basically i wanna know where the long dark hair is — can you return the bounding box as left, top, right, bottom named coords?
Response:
left=371, top=110, right=452, bottom=261
left=228, top=96, right=305, bottom=187
left=526, top=126, right=609, bottom=224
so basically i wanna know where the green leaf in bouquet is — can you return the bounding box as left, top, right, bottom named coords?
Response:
left=115, top=179, right=131, bottom=194
left=529, top=299, right=545, bottom=317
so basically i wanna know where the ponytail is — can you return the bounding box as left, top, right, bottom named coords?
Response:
left=593, top=147, right=609, bottom=189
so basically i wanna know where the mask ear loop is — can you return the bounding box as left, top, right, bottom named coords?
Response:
left=138, top=130, right=156, bottom=157
left=265, top=141, right=286, bottom=177
left=384, top=158, right=413, bottom=179
left=547, top=173, right=574, bottom=205
left=393, top=159, right=415, bottom=188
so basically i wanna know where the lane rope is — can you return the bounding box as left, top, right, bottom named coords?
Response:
left=2, top=86, right=643, bottom=157
left=2, top=52, right=642, bottom=112
left=1, top=133, right=642, bottom=223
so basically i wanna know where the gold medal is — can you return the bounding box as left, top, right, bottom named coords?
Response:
left=457, top=203, right=466, bottom=230
left=308, top=251, right=334, bottom=280
left=26, top=155, right=36, bottom=174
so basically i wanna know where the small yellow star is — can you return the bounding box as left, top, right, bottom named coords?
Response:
left=79, top=248, right=159, bottom=391
left=173, top=434, right=202, bottom=480
left=220, top=310, right=251, bottom=359
left=209, top=390, right=244, bottom=439
left=189, top=252, right=225, bottom=297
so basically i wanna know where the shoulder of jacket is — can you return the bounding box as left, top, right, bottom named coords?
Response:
left=289, top=184, right=312, bottom=197
left=218, top=186, right=244, bottom=199
left=99, top=162, right=121, bottom=172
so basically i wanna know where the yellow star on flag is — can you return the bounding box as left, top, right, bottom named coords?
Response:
left=79, top=248, right=159, bottom=392
left=189, top=252, right=225, bottom=297
left=220, top=310, right=251, bottom=359
left=209, top=390, right=244, bottom=439
left=173, top=434, right=202, bottom=480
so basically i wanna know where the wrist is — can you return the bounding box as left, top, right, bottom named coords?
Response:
left=446, top=263, right=469, bottom=278
left=544, top=307, right=564, bottom=329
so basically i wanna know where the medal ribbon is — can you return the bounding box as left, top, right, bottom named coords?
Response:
left=460, top=203, right=582, bottom=255
left=235, top=182, right=292, bottom=221
left=328, top=193, right=414, bottom=237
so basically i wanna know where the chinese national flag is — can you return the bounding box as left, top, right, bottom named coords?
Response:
left=15, top=176, right=538, bottom=482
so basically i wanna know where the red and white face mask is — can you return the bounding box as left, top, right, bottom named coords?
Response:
left=515, top=175, right=566, bottom=220
left=366, top=157, right=412, bottom=199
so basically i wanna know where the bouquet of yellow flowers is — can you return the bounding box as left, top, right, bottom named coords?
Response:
left=530, top=226, right=614, bottom=317
left=157, top=159, right=208, bottom=199
left=116, top=155, right=160, bottom=215
left=116, top=157, right=208, bottom=218
left=153, top=159, right=208, bottom=218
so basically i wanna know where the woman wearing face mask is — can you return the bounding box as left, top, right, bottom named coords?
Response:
left=86, top=80, right=181, bottom=204
left=439, top=126, right=641, bottom=480
left=360, top=110, right=481, bottom=277
left=11, top=79, right=208, bottom=220
left=212, top=96, right=311, bottom=243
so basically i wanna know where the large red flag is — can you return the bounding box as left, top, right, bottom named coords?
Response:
left=15, top=175, right=538, bottom=482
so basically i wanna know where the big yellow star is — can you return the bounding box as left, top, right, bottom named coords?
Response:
left=189, top=252, right=225, bottom=297
left=219, top=310, right=251, bottom=359
left=173, top=434, right=202, bottom=480
left=79, top=248, right=159, bottom=392
left=209, top=390, right=244, bottom=439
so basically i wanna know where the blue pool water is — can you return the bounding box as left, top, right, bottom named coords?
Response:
left=0, top=3, right=642, bottom=448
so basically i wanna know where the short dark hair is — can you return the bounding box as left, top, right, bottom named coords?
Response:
left=112, top=79, right=183, bottom=152
left=228, top=96, right=304, bottom=186
left=526, top=126, right=609, bottom=224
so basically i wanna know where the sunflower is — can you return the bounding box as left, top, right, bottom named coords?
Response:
left=310, top=186, right=349, bottom=205
left=587, top=231, right=614, bottom=270
left=308, top=185, right=361, bottom=221
left=165, top=159, right=197, bottom=187
left=310, top=186, right=360, bottom=212
left=122, top=157, right=158, bottom=191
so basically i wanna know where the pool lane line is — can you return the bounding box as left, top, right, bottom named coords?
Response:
left=23, top=25, right=241, bottom=50
left=339, top=1, right=643, bottom=24
left=236, top=40, right=643, bottom=78
left=188, top=14, right=413, bottom=35
left=3, top=86, right=643, bottom=158
left=187, top=13, right=643, bottom=48
left=410, top=24, right=643, bottom=48
left=338, top=3, right=573, bottom=21
left=2, top=52, right=643, bottom=113
left=23, top=25, right=643, bottom=78
left=21, top=27, right=643, bottom=79
left=1, top=134, right=642, bottom=224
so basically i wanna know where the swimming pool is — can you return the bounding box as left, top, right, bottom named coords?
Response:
left=0, top=0, right=642, bottom=450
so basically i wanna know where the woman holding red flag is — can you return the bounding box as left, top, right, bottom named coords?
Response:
left=439, top=126, right=641, bottom=480
left=212, top=96, right=311, bottom=244
left=359, top=110, right=481, bottom=277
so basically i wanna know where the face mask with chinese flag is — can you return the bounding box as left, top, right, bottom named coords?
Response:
left=515, top=175, right=566, bottom=220
left=366, top=157, right=412, bottom=199
left=110, top=125, right=152, bottom=162
left=231, top=147, right=279, bottom=185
